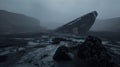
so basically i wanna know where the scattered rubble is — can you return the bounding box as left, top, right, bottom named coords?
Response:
left=0, top=35, right=119, bottom=67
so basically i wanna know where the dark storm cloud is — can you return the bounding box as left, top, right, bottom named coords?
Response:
left=0, top=0, right=120, bottom=29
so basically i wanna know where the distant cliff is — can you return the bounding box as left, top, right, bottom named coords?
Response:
left=90, top=17, right=120, bottom=40
left=0, top=10, right=41, bottom=34
left=91, top=17, right=120, bottom=32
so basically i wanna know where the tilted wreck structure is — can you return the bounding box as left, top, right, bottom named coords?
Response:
left=55, top=11, right=98, bottom=34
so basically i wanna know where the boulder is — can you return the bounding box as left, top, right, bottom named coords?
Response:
left=53, top=45, right=71, bottom=61
left=77, top=36, right=115, bottom=67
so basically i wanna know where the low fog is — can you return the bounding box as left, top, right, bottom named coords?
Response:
left=0, top=0, right=120, bottom=29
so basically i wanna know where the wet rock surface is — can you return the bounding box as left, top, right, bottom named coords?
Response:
left=77, top=36, right=115, bottom=67
left=0, top=35, right=120, bottom=67
left=53, top=36, right=119, bottom=67
left=53, top=45, right=71, bottom=61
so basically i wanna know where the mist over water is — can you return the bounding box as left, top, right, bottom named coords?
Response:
left=0, top=0, right=120, bottom=29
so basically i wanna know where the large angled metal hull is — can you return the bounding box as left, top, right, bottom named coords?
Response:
left=55, top=11, right=98, bottom=34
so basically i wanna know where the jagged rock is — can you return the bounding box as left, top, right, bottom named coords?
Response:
left=77, top=36, right=115, bottom=67
left=53, top=45, right=71, bottom=61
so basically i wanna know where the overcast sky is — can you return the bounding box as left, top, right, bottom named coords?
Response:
left=0, top=0, right=120, bottom=29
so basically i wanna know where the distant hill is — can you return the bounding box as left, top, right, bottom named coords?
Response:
left=0, top=10, right=42, bottom=34
left=89, top=17, right=120, bottom=41
left=90, top=17, right=120, bottom=32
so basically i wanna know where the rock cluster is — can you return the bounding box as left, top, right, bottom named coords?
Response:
left=53, top=36, right=117, bottom=67
left=77, top=36, right=115, bottom=67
